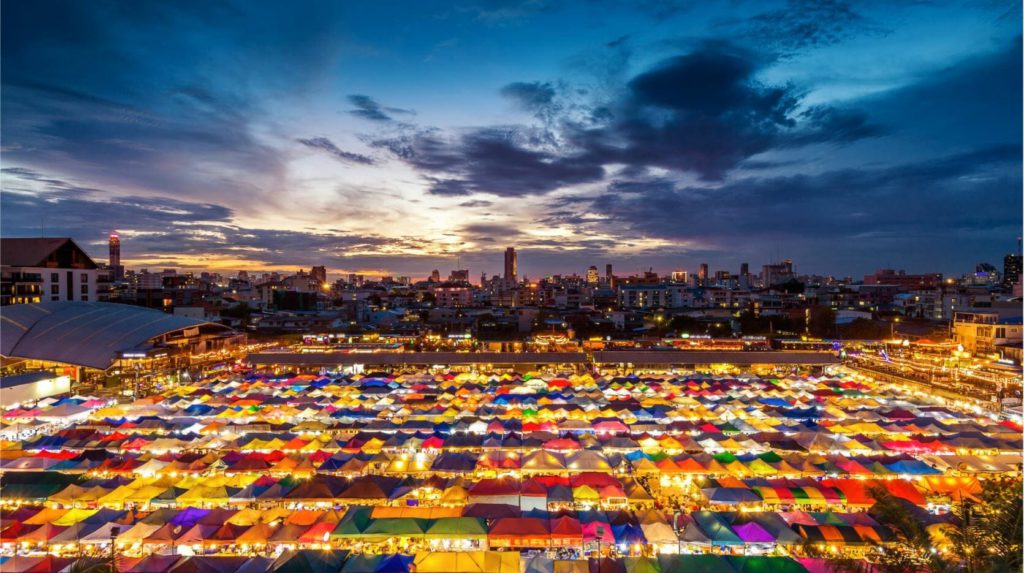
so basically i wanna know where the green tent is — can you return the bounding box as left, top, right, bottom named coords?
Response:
left=361, top=518, right=430, bottom=540
left=725, top=556, right=810, bottom=573
left=656, top=555, right=735, bottom=573
left=424, top=517, right=487, bottom=539
left=331, top=507, right=373, bottom=539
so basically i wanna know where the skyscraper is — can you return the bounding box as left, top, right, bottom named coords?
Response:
left=586, top=265, right=599, bottom=285
left=504, top=247, right=518, bottom=284
left=1004, top=252, right=1022, bottom=288
left=740, top=262, right=749, bottom=276
left=698, top=263, right=709, bottom=286
left=108, top=232, right=123, bottom=281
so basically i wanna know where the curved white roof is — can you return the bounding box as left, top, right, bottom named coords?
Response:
left=1, top=301, right=228, bottom=369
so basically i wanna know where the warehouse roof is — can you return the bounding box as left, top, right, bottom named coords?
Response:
left=248, top=351, right=589, bottom=366
left=592, top=350, right=839, bottom=365
left=1, top=302, right=229, bottom=370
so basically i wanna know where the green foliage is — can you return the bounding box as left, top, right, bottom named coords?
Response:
left=838, top=318, right=890, bottom=340
left=860, top=480, right=1023, bottom=573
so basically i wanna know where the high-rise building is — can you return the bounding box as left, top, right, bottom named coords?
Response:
left=698, top=263, right=709, bottom=286
left=586, top=265, right=599, bottom=285
left=504, top=247, right=518, bottom=283
left=1004, top=249, right=1022, bottom=288
left=109, top=232, right=124, bottom=281
left=310, top=265, right=327, bottom=284
left=605, top=264, right=613, bottom=281
left=740, top=262, right=749, bottom=276
left=763, top=260, right=796, bottom=287
left=449, top=269, right=469, bottom=282
left=430, top=269, right=441, bottom=282
left=670, top=271, right=688, bottom=283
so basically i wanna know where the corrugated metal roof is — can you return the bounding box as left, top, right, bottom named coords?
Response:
left=248, top=351, right=589, bottom=366
left=0, top=301, right=226, bottom=370
left=592, top=350, right=839, bottom=365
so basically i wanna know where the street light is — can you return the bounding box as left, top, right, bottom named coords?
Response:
left=109, top=525, right=120, bottom=568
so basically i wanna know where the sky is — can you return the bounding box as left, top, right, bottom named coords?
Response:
left=1, top=0, right=1021, bottom=281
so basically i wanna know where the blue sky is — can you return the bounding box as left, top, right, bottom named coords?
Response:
left=1, top=0, right=1020, bottom=280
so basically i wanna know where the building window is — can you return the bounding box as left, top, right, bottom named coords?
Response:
left=51, top=285, right=59, bottom=294
left=51, top=272, right=59, bottom=282
left=81, top=273, right=89, bottom=283
left=81, top=284, right=88, bottom=294
left=81, top=295, right=89, bottom=301
left=51, top=295, right=59, bottom=301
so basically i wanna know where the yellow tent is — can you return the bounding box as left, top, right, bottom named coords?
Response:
left=51, top=508, right=99, bottom=526
left=413, top=551, right=520, bottom=573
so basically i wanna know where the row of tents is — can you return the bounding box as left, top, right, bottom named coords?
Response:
left=0, top=551, right=834, bottom=573
left=2, top=502, right=922, bottom=551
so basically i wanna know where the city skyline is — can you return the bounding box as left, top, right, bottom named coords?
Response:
left=24, top=232, right=1023, bottom=285
left=2, top=1, right=1022, bottom=278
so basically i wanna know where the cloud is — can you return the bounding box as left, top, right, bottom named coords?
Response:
left=734, top=0, right=887, bottom=54
left=501, top=81, right=557, bottom=112
left=457, top=199, right=494, bottom=208
left=461, top=0, right=555, bottom=25
left=296, top=137, right=376, bottom=165
left=366, top=38, right=884, bottom=199
left=562, top=39, right=880, bottom=180
left=557, top=144, right=1021, bottom=272
left=373, top=126, right=605, bottom=197
left=346, top=94, right=412, bottom=122
left=0, top=1, right=355, bottom=209
left=0, top=168, right=450, bottom=273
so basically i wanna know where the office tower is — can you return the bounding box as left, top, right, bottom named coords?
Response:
left=430, top=269, right=441, bottom=282
left=1003, top=239, right=1022, bottom=288
left=108, top=232, right=123, bottom=281
left=698, top=263, right=708, bottom=285
left=586, top=265, right=599, bottom=285
left=504, top=247, right=518, bottom=283
left=740, top=262, right=749, bottom=276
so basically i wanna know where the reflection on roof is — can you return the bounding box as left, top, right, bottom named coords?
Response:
left=0, top=302, right=227, bottom=370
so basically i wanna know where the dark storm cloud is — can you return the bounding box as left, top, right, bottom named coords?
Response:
left=373, top=127, right=605, bottom=197
left=457, top=199, right=494, bottom=208
left=571, top=40, right=881, bottom=180
left=863, top=35, right=1022, bottom=147
left=375, top=39, right=879, bottom=194
left=563, top=145, right=1021, bottom=270
left=296, top=137, right=376, bottom=165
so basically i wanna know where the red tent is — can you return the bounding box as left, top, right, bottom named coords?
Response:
left=549, top=516, right=583, bottom=547
left=488, top=517, right=549, bottom=548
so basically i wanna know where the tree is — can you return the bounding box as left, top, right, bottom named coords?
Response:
left=848, top=481, right=1024, bottom=573
left=807, top=305, right=837, bottom=338
left=946, top=478, right=1023, bottom=573
left=839, top=318, right=890, bottom=340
